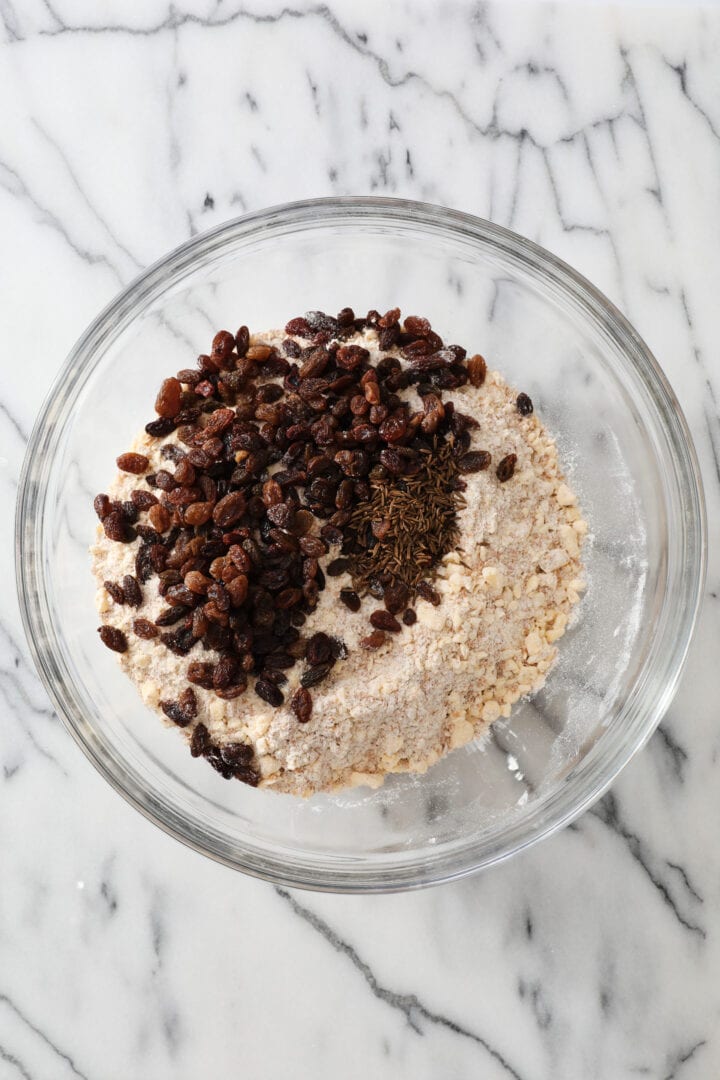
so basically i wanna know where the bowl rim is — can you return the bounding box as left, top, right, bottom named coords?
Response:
left=15, top=196, right=707, bottom=892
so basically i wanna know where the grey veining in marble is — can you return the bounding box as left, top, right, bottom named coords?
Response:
left=1, top=2, right=719, bottom=1078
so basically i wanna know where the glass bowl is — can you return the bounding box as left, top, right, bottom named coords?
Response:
left=16, top=197, right=706, bottom=892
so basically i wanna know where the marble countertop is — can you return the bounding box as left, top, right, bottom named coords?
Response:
left=2, top=2, right=719, bottom=1077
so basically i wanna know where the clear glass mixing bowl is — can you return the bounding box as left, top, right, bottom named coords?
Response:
left=16, top=198, right=706, bottom=892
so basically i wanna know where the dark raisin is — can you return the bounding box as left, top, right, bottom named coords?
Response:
left=104, top=580, right=125, bottom=604
left=339, top=588, right=361, bottom=613
left=133, top=617, right=159, bottom=639
left=326, top=557, right=350, bottom=577
left=516, top=392, right=534, bottom=416
left=300, top=662, right=332, bottom=688
left=402, top=608, right=417, bottom=626
left=131, top=489, right=158, bottom=510
left=306, top=632, right=333, bottom=666
left=93, top=493, right=111, bottom=520
left=98, top=625, right=127, bottom=652
left=190, top=722, right=211, bottom=757
left=458, top=451, right=492, bottom=473
left=155, top=606, right=188, bottom=627
left=383, top=581, right=409, bottom=614
left=187, top=661, right=215, bottom=689
left=254, top=678, right=284, bottom=707
left=122, top=575, right=142, bottom=607
left=235, top=326, right=250, bottom=357
left=160, top=626, right=197, bottom=655
left=145, top=417, right=177, bottom=438
left=103, top=511, right=131, bottom=543
left=417, top=581, right=441, bottom=606
left=496, top=453, right=518, bottom=482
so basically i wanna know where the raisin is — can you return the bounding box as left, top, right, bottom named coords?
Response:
left=467, top=354, right=487, bottom=387
left=211, top=330, right=236, bottom=362
left=383, top=581, right=409, bottom=614
left=299, top=536, right=328, bottom=558
left=184, top=502, right=214, bottom=526
left=155, top=606, right=188, bottom=628
left=235, top=326, right=250, bottom=357
left=160, top=692, right=195, bottom=727
left=131, top=489, right=158, bottom=510
left=458, top=451, right=492, bottom=473
left=190, top=722, right=211, bottom=757
left=98, top=625, right=127, bottom=652
left=116, top=452, right=149, bottom=474
left=104, top=580, right=125, bottom=604
left=212, top=491, right=246, bottom=527
left=160, top=626, right=197, bottom=655
left=254, top=678, right=284, bottom=707
left=417, top=581, right=441, bottom=606
left=103, top=511, right=130, bottom=543
left=155, top=377, right=183, bottom=418
left=402, top=608, right=417, bottom=626
left=326, top=557, right=350, bottom=577
left=361, top=630, right=386, bottom=649
left=145, top=417, right=177, bottom=438
left=133, top=617, right=158, bottom=639
left=300, top=662, right=333, bottom=689
left=290, top=686, right=313, bottom=723
left=370, top=610, right=401, bottom=632
left=122, top=575, right=142, bottom=607
left=516, top=392, right=533, bottom=416
left=148, top=503, right=171, bottom=533
left=94, top=493, right=111, bottom=520
left=187, top=661, right=215, bottom=689
left=496, top=453, right=517, bottom=482
left=306, top=632, right=333, bottom=666
left=339, top=588, right=361, bottom=613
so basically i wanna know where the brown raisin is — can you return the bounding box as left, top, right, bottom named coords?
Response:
left=417, top=581, right=441, bottom=606
left=98, top=625, right=127, bottom=652
left=133, top=617, right=158, bottom=639
left=402, top=608, right=417, bottom=626
left=155, top=377, right=183, bottom=418
left=211, top=330, right=236, bottom=361
left=103, top=580, right=125, bottom=604
left=496, top=453, right=518, bottom=482
left=467, top=354, right=487, bottom=387
left=306, top=632, right=333, bottom=666
left=212, top=491, right=246, bottom=527
left=190, top=722, right=211, bottom=756
left=116, top=452, right=149, bottom=474
left=361, top=630, right=386, bottom=649
left=131, top=489, right=158, bottom=510
left=458, top=451, right=492, bottom=473
left=103, top=511, right=130, bottom=543
left=122, top=575, right=142, bottom=607
left=187, top=661, right=215, bottom=689
left=370, top=610, right=401, bottom=633
left=290, top=687, right=313, bottom=723
left=516, top=393, right=533, bottom=416
left=383, top=581, right=409, bottom=614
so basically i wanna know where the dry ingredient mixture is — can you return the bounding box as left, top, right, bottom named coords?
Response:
left=91, top=308, right=586, bottom=796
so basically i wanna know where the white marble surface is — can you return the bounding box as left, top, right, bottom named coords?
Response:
left=2, top=2, right=719, bottom=1077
